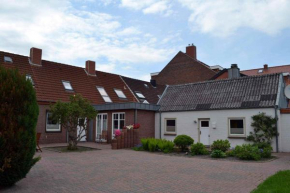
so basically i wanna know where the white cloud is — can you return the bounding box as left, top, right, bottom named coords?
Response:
left=0, top=0, right=173, bottom=74
left=179, top=0, right=290, bottom=37
left=120, top=0, right=173, bottom=16
left=96, top=63, right=116, bottom=72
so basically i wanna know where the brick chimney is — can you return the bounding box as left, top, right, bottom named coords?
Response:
left=264, top=64, right=268, bottom=70
left=186, top=44, right=196, bottom=59
left=228, top=64, right=240, bottom=79
left=29, top=47, right=42, bottom=66
left=85, top=60, right=96, bottom=76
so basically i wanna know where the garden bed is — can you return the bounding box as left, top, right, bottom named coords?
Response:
left=136, top=150, right=277, bottom=163
left=43, top=146, right=100, bottom=153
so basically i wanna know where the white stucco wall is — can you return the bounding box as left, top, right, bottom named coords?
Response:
left=279, top=113, right=290, bottom=152
left=155, top=108, right=280, bottom=151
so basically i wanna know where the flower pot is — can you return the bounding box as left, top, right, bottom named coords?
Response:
left=111, top=139, right=117, bottom=150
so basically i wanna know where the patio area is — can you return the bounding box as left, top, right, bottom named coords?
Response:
left=2, top=142, right=290, bottom=193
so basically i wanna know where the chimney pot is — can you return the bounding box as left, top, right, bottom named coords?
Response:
left=85, top=60, right=96, bottom=76
left=30, top=47, right=42, bottom=66
left=264, top=64, right=268, bottom=70
left=186, top=44, right=197, bottom=59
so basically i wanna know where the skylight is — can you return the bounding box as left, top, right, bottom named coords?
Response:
left=114, top=89, right=127, bottom=99
left=135, top=91, right=145, bottom=99
left=26, top=74, right=34, bottom=86
left=62, top=81, right=73, bottom=91
left=258, top=69, right=263, bottom=73
left=4, top=56, right=12, bottom=63
left=144, top=84, right=149, bottom=88
left=97, top=86, right=112, bottom=103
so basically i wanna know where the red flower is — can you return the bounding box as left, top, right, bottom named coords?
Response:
left=133, top=123, right=140, bottom=129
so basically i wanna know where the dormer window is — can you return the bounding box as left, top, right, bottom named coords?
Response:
left=258, top=69, right=263, bottom=73
left=114, top=89, right=127, bottom=99
left=135, top=91, right=145, bottom=99
left=4, top=56, right=12, bottom=63
left=62, top=81, right=73, bottom=91
left=97, top=86, right=112, bottom=103
left=26, top=74, right=34, bottom=86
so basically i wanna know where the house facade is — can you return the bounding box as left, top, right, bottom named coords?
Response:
left=155, top=73, right=290, bottom=152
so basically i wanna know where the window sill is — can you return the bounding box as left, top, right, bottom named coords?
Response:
left=164, top=133, right=176, bottom=136
left=228, top=136, right=246, bottom=139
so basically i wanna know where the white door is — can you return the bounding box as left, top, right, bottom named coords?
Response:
left=96, top=114, right=108, bottom=142
left=77, top=118, right=87, bottom=142
left=199, top=119, right=210, bottom=145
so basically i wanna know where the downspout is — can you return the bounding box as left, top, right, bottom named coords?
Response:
left=275, top=105, right=279, bottom=152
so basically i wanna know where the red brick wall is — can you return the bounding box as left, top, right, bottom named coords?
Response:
left=153, top=52, right=216, bottom=85
left=215, top=71, right=229, bottom=80
left=37, top=105, right=67, bottom=144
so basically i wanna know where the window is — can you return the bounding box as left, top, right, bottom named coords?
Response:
left=62, top=80, right=73, bottom=91
left=46, top=112, right=60, bottom=132
left=112, top=113, right=125, bottom=137
left=97, top=86, right=112, bottom=102
left=114, top=89, right=127, bottom=99
left=258, top=69, right=263, bottom=73
left=201, top=120, right=209, bottom=127
left=4, top=56, right=12, bottom=63
left=165, top=119, right=176, bottom=134
left=144, top=83, right=149, bottom=88
left=135, top=91, right=145, bottom=99
left=26, top=74, right=34, bottom=86
left=229, top=118, right=245, bottom=136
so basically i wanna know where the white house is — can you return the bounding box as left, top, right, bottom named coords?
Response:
left=155, top=72, right=290, bottom=152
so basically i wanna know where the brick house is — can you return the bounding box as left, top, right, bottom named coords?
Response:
left=0, top=48, right=162, bottom=144
left=150, top=44, right=219, bottom=86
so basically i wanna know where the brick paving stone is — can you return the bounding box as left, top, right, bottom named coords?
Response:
left=1, top=142, right=290, bottom=193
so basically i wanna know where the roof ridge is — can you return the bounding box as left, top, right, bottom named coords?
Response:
left=241, top=64, right=290, bottom=72
left=169, top=72, right=281, bottom=88
left=121, top=75, right=150, bottom=84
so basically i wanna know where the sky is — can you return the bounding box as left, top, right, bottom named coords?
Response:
left=1, top=0, right=290, bottom=81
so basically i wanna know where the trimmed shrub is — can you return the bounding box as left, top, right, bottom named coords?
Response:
left=255, top=142, right=272, bottom=149
left=235, top=144, right=261, bottom=161
left=260, top=146, right=272, bottom=158
left=174, top=135, right=194, bottom=151
left=157, top=139, right=174, bottom=153
left=211, top=150, right=226, bottom=158
left=225, top=150, right=235, bottom=157
left=191, top=143, right=209, bottom=155
left=0, top=67, right=40, bottom=187
left=140, top=138, right=174, bottom=153
left=211, top=139, right=231, bottom=152
left=148, top=138, right=158, bottom=152
left=141, top=138, right=149, bottom=151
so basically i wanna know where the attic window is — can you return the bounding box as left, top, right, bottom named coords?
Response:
left=144, top=84, right=149, bottom=88
left=4, top=56, right=12, bottom=63
left=62, top=81, right=73, bottom=91
left=114, top=89, right=127, bottom=99
left=26, top=74, right=34, bottom=86
left=135, top=91, right=145, bottom=99
left=97, top=86, right=112, bottom=103
left=258, top=69, right=263, bottom=73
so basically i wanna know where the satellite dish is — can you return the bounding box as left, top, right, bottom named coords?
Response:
left=284, top=85, right=290, bottom=99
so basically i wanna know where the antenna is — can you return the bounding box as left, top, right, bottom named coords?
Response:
left=284, top=85, right=290, bottom=99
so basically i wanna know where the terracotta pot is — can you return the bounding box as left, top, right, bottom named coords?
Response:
left=111, top=139, right=117, bottom=150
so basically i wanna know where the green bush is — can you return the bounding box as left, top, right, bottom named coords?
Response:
left=141, top=138, right=174, bottom=153
left=174, top=135, right=194, bottom=151
left=141, top=138, right=149, bottom=151
left=255, top=142, right=271, bottom=149
left=234, top=144, right=261, bottom=161
left=260, top=146, right=272, bottom=158
left=0, top=66, right=40, bottom=187
left=225, top=150, right=235, bottom=157
left=211, top=139, right=231, bottom=152
left=148, top=138, right=158, bottom=152
left=191, top=143, right=209, bottom=155
left=211, top=150, right=226, bottom=158
left=157, top=139, right=174, bottom=153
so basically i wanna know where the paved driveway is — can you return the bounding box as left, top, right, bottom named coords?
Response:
left=2, top=142, right=290, bottom=193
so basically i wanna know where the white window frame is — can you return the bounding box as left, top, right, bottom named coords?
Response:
left=164, top=118, right=176, bottom=135
left=135, top=91, right=145, bottom=99
left=228, top=117, right=246, bottom=137
left=114, top=89, right=127, bottom=99
left=112, top=112, right=125, bottom=138
left=46, top=111, right=61, bottom=132
left=97, top=86, right=112, bottom=103
left=62, top=80, right=73, bottom=91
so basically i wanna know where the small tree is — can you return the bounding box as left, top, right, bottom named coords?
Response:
left=0, top=66, right=40, bottom=187
left=50, top=94, right=97, bottom=150
left=246, top=113, right=277, bottom=145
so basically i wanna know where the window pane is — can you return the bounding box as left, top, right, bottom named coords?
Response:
left=201, top=121, right=209, bottom=127
left=135, top=92, right=145, bottom=98
left=97, top=87, right=107, bottom=96
left=62, top=81, right=73, bottom=90
left=114, top=89, right=126, bottom=98
left=103, top=96, right=112, bottom=103
left=230, top=119, right=244, bottom=134
left=167, top=120, right=175, bottom=126
left=120, top=120, right=124, bottom=129
left=113, top=120, right=118, bottom=129
left=46, top=112, right=60, bottom=131
left=79, top=118, right=85, bottom=126
left=166, top=119, right=176, bottom=132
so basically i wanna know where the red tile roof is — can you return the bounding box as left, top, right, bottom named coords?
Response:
left=241, top=65, right=290, bottom=76
left=0, top=51, right=137, bottom=104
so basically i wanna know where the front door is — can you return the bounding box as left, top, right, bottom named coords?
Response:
left=96, top=114, right=108, bottom=142
left=199, top=119, right=210, bottom=145
left=77, top=118, right=87, bottom=142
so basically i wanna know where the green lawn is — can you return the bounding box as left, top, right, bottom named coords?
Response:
left=252, top=170, right=290, bottom=193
